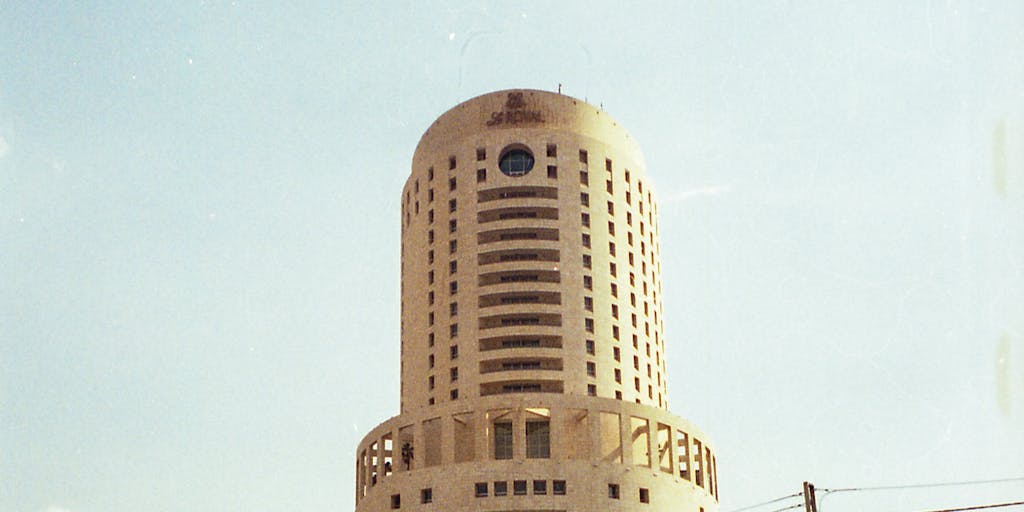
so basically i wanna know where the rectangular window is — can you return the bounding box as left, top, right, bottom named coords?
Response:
left=420, top=488, right=432, bottom=504
left=390, top=494, right=401, bottom=509
left=427, top=210, right=434, bottom=223
left=450, top=345, right=458, bottom=359
left=477, top=168, right=486, bottom=182
left=608, top=221, right=615, bottom=235
left=449, top=239, right=457, bottom=254
left=585, top=318, right=594, bottom=332
left=475, top=482, right=488, bottom=497
left=494, top=481, right=508, bottom=496
left=547, top=165, right=557, bottom=178
left=450, top=281, right=458, bottom=295
left=428, top=188, right=434, bottom=202
left=582, top=234, right=591, bottom=248
left=553, top=480, right=566, bottom=495
left=428, top=375, right=434, bottom=389
left=587, top=361, right=596, bottom=376
left=588, top=384, right=597, bottom=396
left=583, top=275, right=592, bottom=290
left=580, top=170, right=589, bottom=185
left=608, top=484, right=620, bottom=499
left=449, top=199, right=457, bottom=213
left=428, top=167, right=434, bottom=180
left=450, top=302, right=457, bottom=316
left=428, top=332, right=434, bottom=346
left=609, top=242, right=616, bottom=256
left=607, top=201, right=615, bottom=215
left=579, top=149, right=588, bottom=163
left=448, top=219, right=456, bottom=232
left=547, top=143, right=557, bottom=157
left=581, top=213, right=590, bottom=227
left=513, top=480, right=527, bottom=495
left=583, top=254, right=592, bottom=269
left=613, top=347, right=621, bottom=361
left=449, top=260, right=457, bottom=274
left=639, top=487, right=650, bottom=503
left=614, top=368, right=622, bottom=383
left=586, top=339, right=595, bottom=355
left=605, top=158, right=613, bottom=172
left=449, top=156, right=456, bottom=170
left=606, top=179, right=613, bottom=194
left=449, top=177, right=457, bottom=191
left=580, top=192, right=590, bottom=206
left=526, top=420, right=550, bottom=458
left=477, top=147, right=486, bottom=161
left=427, top=270, right=434, bottom=284
left=428, top=230, right=434, bottom=243
left=428, top=354, right=434, bottom=368
left=533, top=479, right=548, bottom=495
left=450, top=367, right=458, bottom=381
left=450, top=388, right=459, bottom=400
left=427, top=312, right=434, bottom=325
left=494, top=422, right=513, bottom=459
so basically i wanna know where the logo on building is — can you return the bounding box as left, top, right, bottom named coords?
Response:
left=487, top=91, right=544, bottom=127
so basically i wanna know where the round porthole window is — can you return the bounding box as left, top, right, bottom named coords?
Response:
left=499, top=147, right=535, bottom=177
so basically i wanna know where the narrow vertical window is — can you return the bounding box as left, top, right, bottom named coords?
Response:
left=494, top=422, right=513, bottom=459
left=526, top=420, right=550, bottom=458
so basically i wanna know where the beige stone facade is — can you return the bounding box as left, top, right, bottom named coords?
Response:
left=355, top=89, right=718, bottom=512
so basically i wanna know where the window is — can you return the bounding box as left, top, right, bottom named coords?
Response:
left=581, top=212, right=590, bottom=227
left=428, top=375, right=434, bottom=390
left=448, top=219, right=456, bottom=233
left=608, top=484, right=620, bottom=499
left=526, top=420, right=550, bottom=458
left=606, top=179, right=613, bottom=194
left=477, top=168, right=486, bottom=182
left=428, top=332, right=434, bottom=346
left=607, top=201, right=615, bottom=215
left=499, top=148, right=535, bottom=177
left=582, top=233, right=591, bottom=248
left=475, top=482, right=488, bottom=497
left=584, top=296, right=593, bottom=311
left=614, top=368, right=622, bottom=383
left=583, top=254, right=592, bottom=269
left=613, top=347, right=621, bottom=361
left=605, top=158, right=612, bottom=172
left=609, top=242, right=616, bottom=256
left=586, top=339, right=595, bottom=355
left=553, top=480, right=566, bottom=495
left=547, top=143, right=557, bottom=157
left=427, top=210, right=434, bottom=223
left=587, top=384, right=597, bottom=396
left=639, top=488, right=650, bottom=503
left=585, top=318, right=594, bottom=332
left=450, top=367, right=458, bottom=381
left=427, top=270, right=434, bottom=284
left=450, top=302, right=457, bottom=316
left=579, top=149, right=588, bottom=163
left=449, top=261, right=457, bottom=274
left=421, top=488, right=432, bottom=504
left=494, top=422, right=513, bottom=459
left=610, top=262, right=617, bottom=277
left=428, top=290, right=434, bottom=304
left=533, top=480, right=547, bottom=495
left=450, top=345, right=458, bottom=359
left=513, top=480, right=528, bottom=495
left=449, top=199, right=456, bottom=213
left=587, top=362, right=596, bottom=376
left=449, top=239, right=457, bottom=254
left=391, top=494, right=401, bottom=509
left=450, top=281, right=458, bottom=295
left=427, top=312, right=434, bottom=326
left=547, top=165, right=557, bottom=178
left=428, top=354, right=434, bottom=368
left=449, top=156, right=456, bottom=170
left=449, top=177, right=457, bottom=191
left=477, top=147, right=486, bottom=161
left=428, top=167, right=434, bottom=181
left=450, top=388, right=458, bottom=400
left=494, top=481, right=508, bottom=496
left=428, top=230, right=434, bottom=243
left=580, top=170, right=589, bottom=185
left=583, top=275, right=592, bottom=289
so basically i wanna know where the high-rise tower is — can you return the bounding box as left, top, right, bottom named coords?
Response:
left=354, top=89, right=719, bottom=512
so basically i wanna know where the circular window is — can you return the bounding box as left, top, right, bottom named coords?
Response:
left=499, top=148, right=535, bottom=177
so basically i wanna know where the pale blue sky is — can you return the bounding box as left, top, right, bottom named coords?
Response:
left=1, top=2, right=1022, bottom=512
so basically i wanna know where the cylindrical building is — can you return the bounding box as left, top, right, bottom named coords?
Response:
left=355, top=89, right=719, bottom=512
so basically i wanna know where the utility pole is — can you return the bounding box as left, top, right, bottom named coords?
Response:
left=803, top=481, right=818, bottom=512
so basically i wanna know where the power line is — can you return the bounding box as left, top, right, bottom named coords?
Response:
left=764, top=503, right=804, bottom=512
left=820, top=476, right=1024, bottom=495
left=727, top=492, right=803, bottom=512
left=911, top=500, right=1024, bottom=512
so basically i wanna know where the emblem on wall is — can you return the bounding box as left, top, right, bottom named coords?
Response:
left=487, top=91, right=545, bottom=126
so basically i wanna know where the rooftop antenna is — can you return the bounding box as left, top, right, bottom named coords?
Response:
left=558, top=83, right=562, bottom=94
